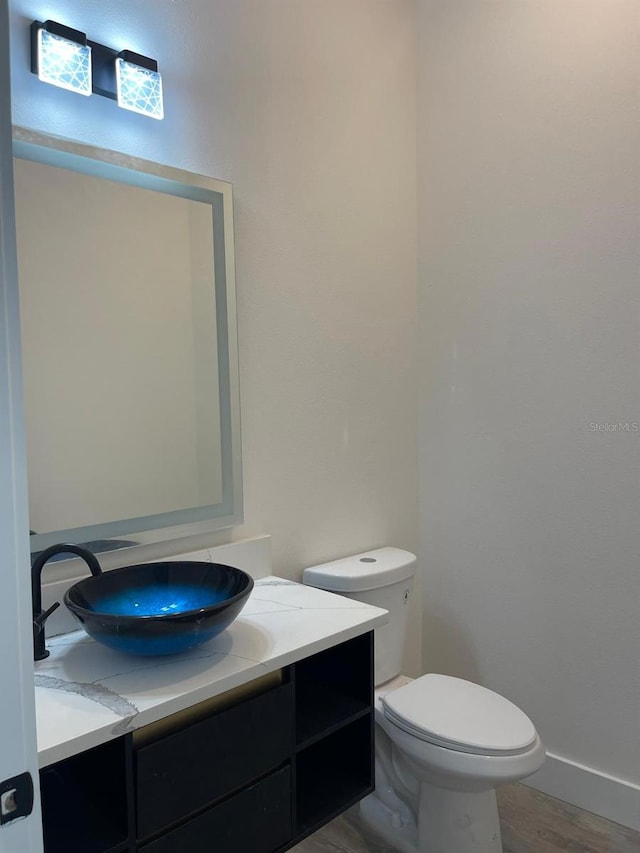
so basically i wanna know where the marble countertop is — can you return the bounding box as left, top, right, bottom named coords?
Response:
left=35, top=576, right=388, bottom=768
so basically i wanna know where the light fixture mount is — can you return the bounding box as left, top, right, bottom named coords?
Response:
left=117, top=50, right=158, bottom=73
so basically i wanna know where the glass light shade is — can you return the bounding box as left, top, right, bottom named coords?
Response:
left=37, top=28, right=92, bottom=96
left=115, top=57, right=164, bottom=120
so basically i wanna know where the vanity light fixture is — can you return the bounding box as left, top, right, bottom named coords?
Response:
left=31, top=20, right=92, bottom=96
left=30, top=21, right=164, bottom=120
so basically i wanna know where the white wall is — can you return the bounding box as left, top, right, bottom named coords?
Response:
left=9, top=0, right=418, bottom=658
left=418, top=0, right=640, bottom=825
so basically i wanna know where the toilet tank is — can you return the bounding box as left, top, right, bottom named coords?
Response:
left=303, top=547, right=417, bottom=686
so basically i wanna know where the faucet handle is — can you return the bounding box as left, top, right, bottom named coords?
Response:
left=33, top=601, right=60, bottom=661
left=33, top=602, right=61, bottom=663
left=34, top=601, right=60, bottom=628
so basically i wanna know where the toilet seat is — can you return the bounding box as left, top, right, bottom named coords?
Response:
left=381, top=674, right=537, bottom=756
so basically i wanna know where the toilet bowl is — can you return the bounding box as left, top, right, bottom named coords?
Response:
left=373, top=673, right=545, bottom=853
left=304, top=548, right=545, bottom=853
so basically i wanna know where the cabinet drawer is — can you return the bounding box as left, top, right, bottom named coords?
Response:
left=139, top=766, right=292, bottom=853
left=136, top=682, right=293, bottom=839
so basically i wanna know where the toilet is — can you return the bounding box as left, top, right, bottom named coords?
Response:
left=303, top=547, right=545, bottom=853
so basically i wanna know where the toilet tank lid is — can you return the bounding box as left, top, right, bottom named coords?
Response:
left=303, top=547, right=416, bottom=592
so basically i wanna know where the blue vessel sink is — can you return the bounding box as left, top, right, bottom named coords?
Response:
left=64, top=561, right=254, bottom=656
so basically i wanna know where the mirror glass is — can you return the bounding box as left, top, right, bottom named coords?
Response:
left=13, top=128, right=242, bottom=556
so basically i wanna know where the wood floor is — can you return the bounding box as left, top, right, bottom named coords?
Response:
left=291, top=783, right=640, bottom=853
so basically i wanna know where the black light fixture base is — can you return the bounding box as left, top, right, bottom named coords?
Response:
left=89, top=40, right=118, bottom=100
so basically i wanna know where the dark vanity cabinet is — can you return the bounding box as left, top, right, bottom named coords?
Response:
left=39, top=738, right=131, bottom=853
left=293, top=632, right=374, bottom=837
left=39, top=632, right=374, bottom=853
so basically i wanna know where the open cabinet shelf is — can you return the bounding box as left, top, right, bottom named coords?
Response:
left=40, top=737, right=130, bottom=853
left=294, top=715, right=374, bottom=837
left=294, top=632, right=373, bottom=748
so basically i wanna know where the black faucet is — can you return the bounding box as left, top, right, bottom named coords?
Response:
left=31, top=543, right=103, bottom=662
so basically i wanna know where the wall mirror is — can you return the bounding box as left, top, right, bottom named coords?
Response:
left=12, top=127, right=242, bottom=558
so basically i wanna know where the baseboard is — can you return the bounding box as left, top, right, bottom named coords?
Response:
left=524, top=751, right=640, bottom=831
